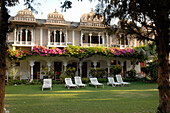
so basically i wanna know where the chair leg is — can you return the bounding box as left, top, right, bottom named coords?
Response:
left=103, top=85, right=104, bottom=88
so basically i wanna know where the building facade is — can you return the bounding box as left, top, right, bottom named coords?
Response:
left=7, top=8, right=145, bottom=81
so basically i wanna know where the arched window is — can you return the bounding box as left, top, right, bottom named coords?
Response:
left=50, top=30, right=65, bottom=42
left=18, top=29, right=32, bottom=41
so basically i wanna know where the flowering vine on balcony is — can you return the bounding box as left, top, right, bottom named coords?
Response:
left=7, top=45, right=144, bottom=61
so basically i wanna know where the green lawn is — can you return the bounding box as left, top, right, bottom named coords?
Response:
left=5, top=82, right=158, bottom=113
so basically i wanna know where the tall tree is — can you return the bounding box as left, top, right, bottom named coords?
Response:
left=62, top=0, right=170, bottom=112
left=0, top=1, right=36, bottom=112
left=94, top=0, right=170, bottom=112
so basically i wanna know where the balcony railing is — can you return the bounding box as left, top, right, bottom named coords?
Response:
left=14, top=41, right=33, bottom=46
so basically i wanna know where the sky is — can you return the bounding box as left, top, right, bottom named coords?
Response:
left=8, top=0, right=119, bottom=24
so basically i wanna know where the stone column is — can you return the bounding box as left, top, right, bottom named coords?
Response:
left=60, top=29, right=62, bottom=45
left=72, top=30, right=75, bottom=46
left=89, top=32, right=92, bottom=46
left=63, top=62, right=68, bottom=72
left=65, top=28, right=68, bottom=46
left=17, top=29, right=19, bottom=42
left=54, top=29, right=56, bottom=45
left=29, top=61, right=35, bottom=82
left=134, top=39, right=137, bottom=47
left=48, top=28, right=51, bottom=45
left=20, top=28, right=23, bottom=44
left=106, top=32, right=108, bottom=47
left=47, top=62, right=52, bottom=72
left=12, top=63, right=16, bottom=79
left=79, top=62, right=83, bottom=77
left=25, top=29, right=28, bottom=45
left=14, top=27, right=17, bottom=44
left=31, top=28, right=34, bottom=45
left=40, top=28, right=43, bottom=46
left=102, top=32, right=105, bottom=46
left=93, top=61, right=97, bottom=70
left=98, top=32, right=101, bottom=46
left=80, top=31, right=83, bottom=46
left=120, top=61, right=124, bottom=76
left=110, top=36, right=112, bottom=47
left=107, top=62, right=111, bottom=77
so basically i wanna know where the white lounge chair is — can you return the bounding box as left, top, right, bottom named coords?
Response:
left=107, top=77, right=122, bottom=87
left=75, top=76, right=86, bottom=88
left=89, top=78, right=104, bottom=88
left=116, top=74, right=130, bottom=86
left=65, top=78, right=78, bottom=89
left=42, top=79, right=52, bottom=91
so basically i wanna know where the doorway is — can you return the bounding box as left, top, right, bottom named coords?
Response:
left=54, top=62, right=62, bottom=80
left=33, top=62, right=40, bottom=80
left=82, top=62, right=87, bottom=78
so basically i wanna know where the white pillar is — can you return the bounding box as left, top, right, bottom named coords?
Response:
left=29, top=61, right=35, bottom=82
left=63, top=62, right=68, bottom=72
left=121, top=61, right=124, bottom=76
left=48, top=28, right=51, bottom=45
left=98, top=32, right=100, bottom=46
left=14, top=27, right=17, bottom=44
left=93, top=61, right=97, bottom=70
left=17, top=29, right=19, bottom=42
left=47, top=62, right=52, bottom=72
left=20, top=28, right=22, bottom=44
left=106, top=32, right=108, bottom=47
left=107, top=62, right=111, bottom=77
left=80, top=31, right=83, bottom=46
left=65, top=28, right=67, bottom=46
left=54, top=29, right=56, bottom=45
left=110, top=36, right=112, bottom=47
left=79, top=62, right=83, bottom=77
left=40, top=28, right=43, bottom=46
left=102, top=33, right=105, bottom=46
left=60, top=29, right=62, bottom=45
left=89, top=32, right=92, bottom=46
left=12, top=64, right=16, bottom=79
left=72, top=30, right=75, bottom=46
left=12, top=46, right=16, bottom=51
left=134, top=39, right=137, bottom=47
left=31, top=28, right=34, bottom=45
left=25, top=29, right=28, bottom=45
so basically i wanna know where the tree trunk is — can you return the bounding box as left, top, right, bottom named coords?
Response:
left=156, top=22, right=170, bottom=113
left=0, top=0, right=9, bottom=113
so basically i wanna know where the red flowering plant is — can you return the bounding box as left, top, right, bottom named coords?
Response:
left=7, top=45, right=145, bottom=61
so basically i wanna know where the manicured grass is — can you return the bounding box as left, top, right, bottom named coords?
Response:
left=5, top=82, right=158, bottom=113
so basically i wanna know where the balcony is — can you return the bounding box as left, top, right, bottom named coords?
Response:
left=13, top=41, right=34, bottom=47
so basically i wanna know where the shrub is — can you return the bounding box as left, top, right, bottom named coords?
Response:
left=65, top=67, right=76, bottom=78
left=8, top=79, right=22, bottom=85
left=60, top=74, right=69, bottom=84
left=30, top=79, right=38, bottom=85
left=21, top=79, right=29, bottom=84
left=126, top=69, right=136, bottom=79
left=52, top=80, right=61, bottom=84
left=81, top=78, right=89, bottom=83
left=110, top=65, right=122, bottom=76
left=89, top=68, right=106, bottom=78
left=141, top=61, right=158, bottom=82
left=97, top=78, right=107, bottom=83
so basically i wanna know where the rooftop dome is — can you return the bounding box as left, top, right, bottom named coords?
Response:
left=46, top=9, right=65, bottom=24
left=80, top=8, right=105, bottom=27
left=80, top=8, right=104, bottom=23
left=14, top=8, right=36, bottom=22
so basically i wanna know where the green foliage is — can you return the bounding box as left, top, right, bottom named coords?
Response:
left=97, top=78, right=107, bottom=83
left=30, top=80, right=38, bottom=85
left=110, top=65, right=122, bottom=76
left=59, top=74, right=69, bottom=84
left=21, top=79, right=29, bottom=84
left=141, top=61, right=158, bottom=82
left=126, top=69, right=136, bottom=79
left=8, top=79, right=22, bottom=86
left=65, top=67, right=76, bottom=78
left=52, top=80, right=61, bottom=84
left=81, top=78, right=89, bottom=83
left=41, top=67, right=55, bottom=79
left=89, top=68, right=106, bottom=78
